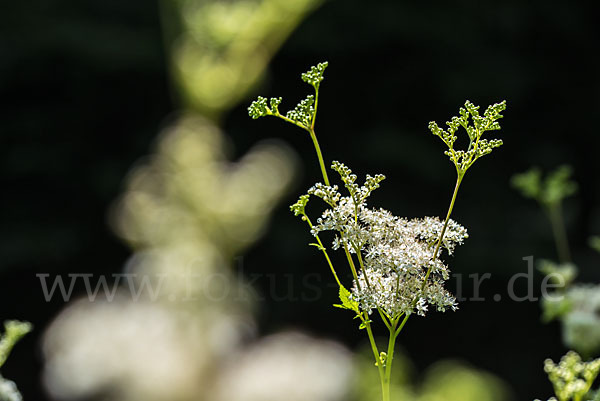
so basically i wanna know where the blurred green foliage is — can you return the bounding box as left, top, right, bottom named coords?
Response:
left=355, top=348, right=513, bottom=401
left=163, top=0, right=322, bottom=117
left=0, top=321, right=31, bottom=401
left=0, top=321, right=31, bottom=369
left=513, top=165, right=600, bottom=357
left=512, top=166, right=577, bottom=209
left=512, top=165, right=577, bottom=263
left=535, top=351, right=600, bottom=401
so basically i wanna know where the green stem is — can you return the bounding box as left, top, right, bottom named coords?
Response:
left=272, top=112, right=308, bottom=131
left=268, top=111, right=330, bottom=186
left=343, top=246, right=361, bottom=290
left=395, top=313, right=410, bottom=337
left=310, top=85, right=329, bottom=185
left=546, top=203, right=571, bottom=263
left=381, top=173, right=464, bottom=401
left=311, top=85, right=320, bottom=131
left=354, top=246, right=373, bottom=291
left=308, top=127, right=330, bottom=186
left=364, top=316, right=386, bottom=392
left=304, top=215, right=342, bottom=287
left=421, top=173, right=464, bottom=289
left=382, top=318, right=399, bottom=401
left=381, top=313, right=410, bottom=401
left=378, top=173, right=463, bottom=401
left=377, top=308, right=392, bottom=331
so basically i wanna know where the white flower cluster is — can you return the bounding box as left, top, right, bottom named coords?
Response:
left=308, top=162, right=468, bottom=317
left=561, top=284, right=600, bottom=356
left=0, top=375, right=22, bottom=401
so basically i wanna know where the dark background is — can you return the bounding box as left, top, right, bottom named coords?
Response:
left=1, top=0, right=600, bottom=399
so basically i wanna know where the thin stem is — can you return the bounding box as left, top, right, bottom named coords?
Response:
left=272, top=112, right=309, bottom=131
left=311, top=85, right=320, bottom=130
left=308, top=127, right=330, bottom=186
left=377, top=173, right=463, bottom=401
left=421, top=173, right=464, bottom=289
left=382, top=318, right=399, bottom=401
left=394, top=313, right=410, bottom=337
left=343, top=246, right=361, bottom=290
left=546, top=203, right=571, bottom=263
left=364, top=316, right=385, bottom=392
left=268, top=111, right=330, bottom=186
left=304, top=215, right=342, bottom=287
left=377, top=308, right=392, bottom=331
left=354, top=246, right=373, bottom=290
left=309, top=85, right=329, bottom=183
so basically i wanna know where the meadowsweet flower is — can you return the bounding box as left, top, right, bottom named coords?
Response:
left=252, top=63, right=506, bottom=401
left=350, top=214, right=465, bottom=317
left=307, top=162, right=468, bottom=317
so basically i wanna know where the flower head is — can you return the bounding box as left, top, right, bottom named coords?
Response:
left=305, top=162, right=468, bottom=317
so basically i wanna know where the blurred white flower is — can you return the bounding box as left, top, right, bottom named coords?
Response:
left=211, top=332, right=354, bottom=401
left=0, top=375, right=22, bottom=401
left=42, top=296, right=251, bottom=401
left=110, top=116, right=296, bottom=308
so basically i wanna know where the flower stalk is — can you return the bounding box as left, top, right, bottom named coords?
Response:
left=249, top=62, right=506, bottom=401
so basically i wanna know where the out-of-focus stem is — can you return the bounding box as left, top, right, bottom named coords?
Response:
left=546, top=203, right=571, bottom=263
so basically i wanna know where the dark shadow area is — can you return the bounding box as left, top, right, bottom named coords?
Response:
left=1, top=1, right=599, bottom=399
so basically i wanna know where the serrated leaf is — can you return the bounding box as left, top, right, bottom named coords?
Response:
left=333, top=285, right=359, bottom=313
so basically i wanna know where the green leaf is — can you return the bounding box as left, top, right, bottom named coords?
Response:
left=308, top=243, right=325, bottom=251
left=359, top=319, right=372, bottom=330
left=333, top=285, right=359, bottom=313
left=540, top=294, right=572, bottom=323
left=512, top=165, right=577, bottom=207
left=537, top=259, right=577, bottom=287
left=511, top=167, right=542, bottom=200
